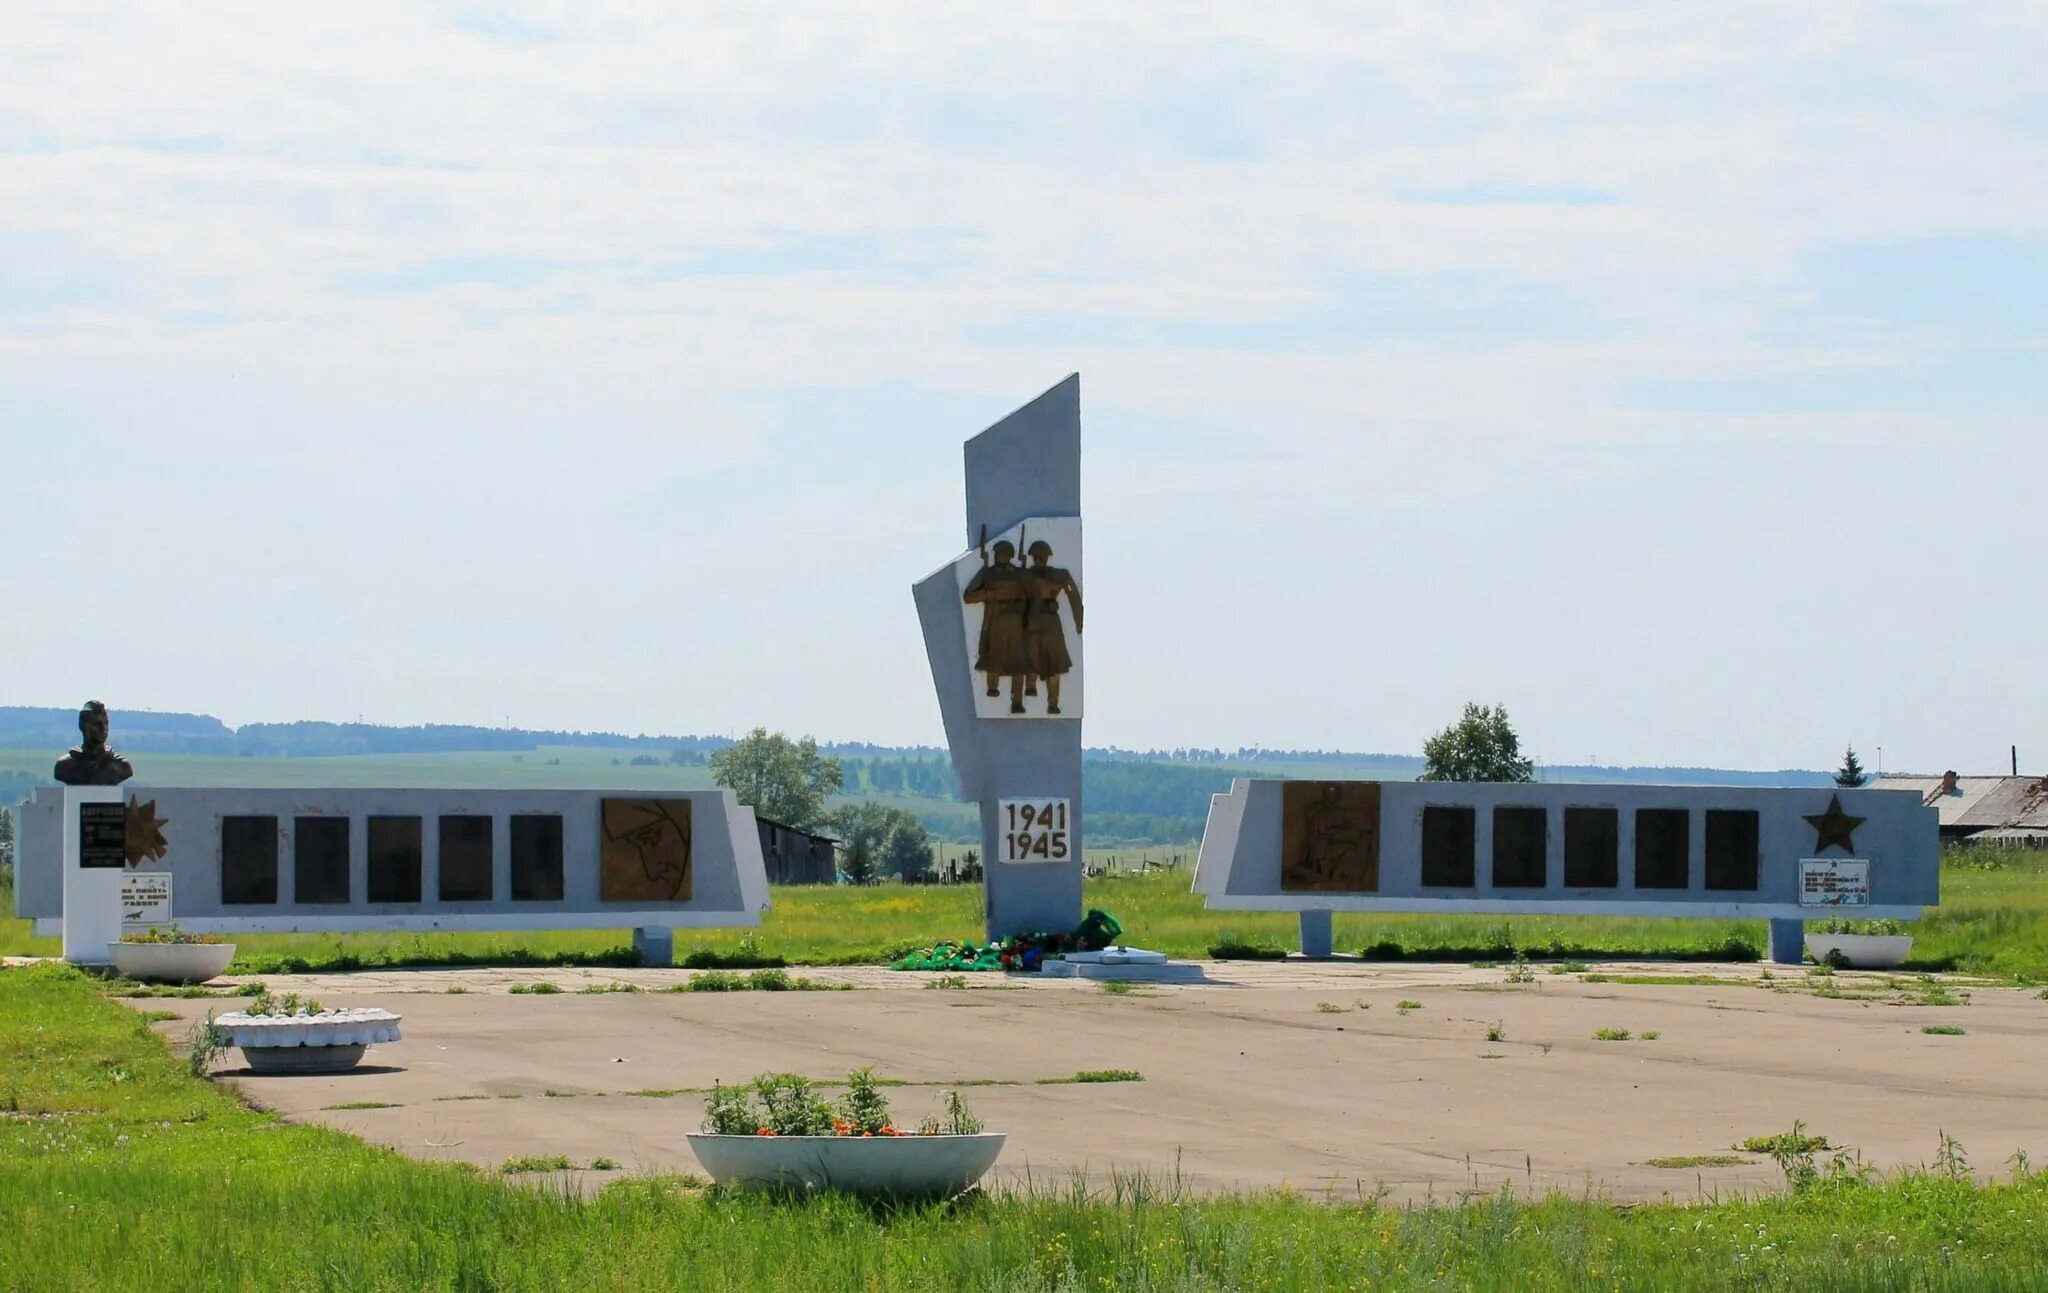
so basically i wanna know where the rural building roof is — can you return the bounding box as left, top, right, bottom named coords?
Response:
left=1869, top=774, right=2048, bottom=832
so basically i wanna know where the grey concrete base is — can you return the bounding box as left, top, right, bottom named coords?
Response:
left=1285, top=951, right=1362, bottom=963
left=1298, top=910, right=1334, bottom=959
left=1767, top=918, right=1806, bottom=965
left=1038, top=960, right=1206, bottom=983
left=241, top=1043, right=368, bottom=1074
left=633, top=927, right=674, bottom=967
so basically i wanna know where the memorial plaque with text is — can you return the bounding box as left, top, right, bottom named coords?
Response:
left=121, top=873, right=173, bottom=926
left=1799, top=858, right=1870, bottom=907
left=78, top=801, right=127, bottom=868
left=998, top=798, right=1072, bottom=864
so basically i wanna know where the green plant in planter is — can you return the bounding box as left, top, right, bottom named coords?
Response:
left=1810, top=917, right=1905, bottom=936
left=752, top=1073, right=835, bottom=1137
left=244, top=990, right=323, bottom=1017
left=702, top=1081, right=758, bottom=1136
left=119, top=926, right=228, bottom=945
left=918, top=1089, right=984, bottom=1136
left=837, top=1067, right=894, bottom=1135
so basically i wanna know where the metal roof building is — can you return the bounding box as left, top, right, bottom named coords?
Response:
left=1869, top=772, right=2048, bottom=845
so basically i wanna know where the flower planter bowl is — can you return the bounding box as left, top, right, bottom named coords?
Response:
left=213, top=1008, right=403, bottom=1076
left=686, top=1132, right=1005, bottom=1198
left=1806, top=934, right=1913, bottom=969
left=108, top=941, right=237, bottom=984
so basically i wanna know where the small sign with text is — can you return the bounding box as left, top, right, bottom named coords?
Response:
left=121, top=873, right=172, bottom=927
left=1799, top=858, right=1869, bottom=907
left=998, top=799, right=1071, bottom=864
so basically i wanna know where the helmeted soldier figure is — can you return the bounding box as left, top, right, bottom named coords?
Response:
left=1021, top=539, right=1083, bottom=716
left=962, top=540, right=1035, bottom=713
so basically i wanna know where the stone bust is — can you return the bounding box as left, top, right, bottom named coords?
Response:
left=53, top=700, right=135, bottom=786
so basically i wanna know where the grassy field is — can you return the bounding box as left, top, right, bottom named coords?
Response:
left=8, top=962, right=2048, bottom=1291
left=8, top=849, right=2048, bottom=976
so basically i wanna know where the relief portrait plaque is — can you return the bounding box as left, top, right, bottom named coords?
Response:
left=1280, top=782, right=1382, bottom=893
left=599, top=799, right=693, bottom=903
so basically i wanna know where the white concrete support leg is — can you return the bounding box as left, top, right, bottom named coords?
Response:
left=1298, top=909, right=1334, bottom=960
left=633, top=926, right=674, bottom=967
left=62, top=786, right=125, bottom=966
left=1768, top=918, right=1806, bottom=966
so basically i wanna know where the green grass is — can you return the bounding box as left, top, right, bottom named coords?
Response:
left=1593, top=1028, right=1633, bottom=1042
left=11, top=848, right=2048, bottom=975
left=17, top=965, right=2048, bottom=1289
left=508, top=982, right=563, bottom=995
left=1740, top=1131, right=1832, bottom=1155
left=1645, top=1155, right=1751, bottom=1169
left=1921, top=1025, right=1967, bottom=1036
left=501, top=1154, right=576, bottom=1174
left=1038, top=1069, right=1143, bottom=1085
left=323, top=1100, right=401, bottom=1111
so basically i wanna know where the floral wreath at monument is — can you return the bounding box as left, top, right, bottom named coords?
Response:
left=890, top=908, right=1123, bottom=972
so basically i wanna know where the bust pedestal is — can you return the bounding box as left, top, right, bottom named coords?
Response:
left=62, top=786, right=126, bottom=965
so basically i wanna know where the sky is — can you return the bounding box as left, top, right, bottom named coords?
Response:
left=2, top=4, right=2044, bottom=773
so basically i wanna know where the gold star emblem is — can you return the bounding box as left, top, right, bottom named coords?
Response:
left=1803, top=793, right=1864, bottom=855
left=124, top=796, right=169, bottom=866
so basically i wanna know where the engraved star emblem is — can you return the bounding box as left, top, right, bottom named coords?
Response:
left=1803, top=793, right=1864, bottom=855
left=124, top=796, right=169, bottom=866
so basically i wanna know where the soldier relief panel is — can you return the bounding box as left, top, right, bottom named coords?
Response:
left=1280, top=782, right=1382, bottom=893
left=599, top=799, right=694, bottom=903
left=955, top=516, right=1083, bottom=720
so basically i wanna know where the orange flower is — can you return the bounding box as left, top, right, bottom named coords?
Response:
left=755, top=1128, right=776, bottom=1137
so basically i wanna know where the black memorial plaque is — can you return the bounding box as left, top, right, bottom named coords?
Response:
left=78, top=800, right=127, bottom=868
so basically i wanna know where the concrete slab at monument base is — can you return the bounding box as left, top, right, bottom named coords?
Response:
left=242, top=1043, right=370, bottom=1075
left=107, top=941, right=236, bottom=984
left=687, top=1133, right=1005, bottom=1198
left=1040, top=950, right=1204, bottom=983
left=1806, top=934, right=1914, bottom=969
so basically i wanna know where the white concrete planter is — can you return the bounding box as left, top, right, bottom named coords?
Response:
left=1806, top=934, right=1913, bottom=969
left=108, top=941, right=237, bottom=984
left=687, top=1133, right=1005, bottom=1197
left=213, top=1008, right=403, bottom=1075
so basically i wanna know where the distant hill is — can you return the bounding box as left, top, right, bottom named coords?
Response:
left=0, top=703, right=1833, bottom=845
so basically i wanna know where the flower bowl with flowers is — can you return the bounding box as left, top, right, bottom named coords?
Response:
left=211, top=990, right=403, bottom=1075
left=108, top=927, right=237, bottom=984
left=686, top=1068, right=1004, bottom=1198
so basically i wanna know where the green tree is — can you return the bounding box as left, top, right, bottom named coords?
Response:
left=838, top=837, right=877, bottom=885
left=828, top=802, right=934, bottom=882
left=708, top=729, right=843, bottom=832
left=1419, top=703, right=1536, bottom=783
left=1835, top=746, right=1868, bottom=788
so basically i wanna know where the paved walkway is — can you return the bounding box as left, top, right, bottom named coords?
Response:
left=126, top=959, right=2045, bottom=1203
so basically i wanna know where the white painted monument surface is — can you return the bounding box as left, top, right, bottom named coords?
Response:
left=120, top=873, right=172, bottom=927
left=1799, top=858, right=1871, bottom=907
left=998, top=798, right=1072, bottom=865
left=953, top=515, right=1083, bottom=721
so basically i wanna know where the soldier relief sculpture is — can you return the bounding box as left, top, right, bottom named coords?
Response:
left=959, top=521, right=1083, bottom=719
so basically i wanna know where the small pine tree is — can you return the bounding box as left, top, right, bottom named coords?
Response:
left=1835, top=746, right=1868, bottom=788
left=838, top=838, right=877, bottom=886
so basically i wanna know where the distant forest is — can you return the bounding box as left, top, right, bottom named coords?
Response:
left=0, top=705, right=1835, bottom=844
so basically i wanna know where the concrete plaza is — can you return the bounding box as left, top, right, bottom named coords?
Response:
left=143, top=960, right=2045, bottom=1203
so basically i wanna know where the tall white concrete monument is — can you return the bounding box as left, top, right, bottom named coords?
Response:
left=914, top=376, right=1085, bottom=939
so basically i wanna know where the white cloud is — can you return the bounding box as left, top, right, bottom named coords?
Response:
left=2, top=2, right=2044, bottom=764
